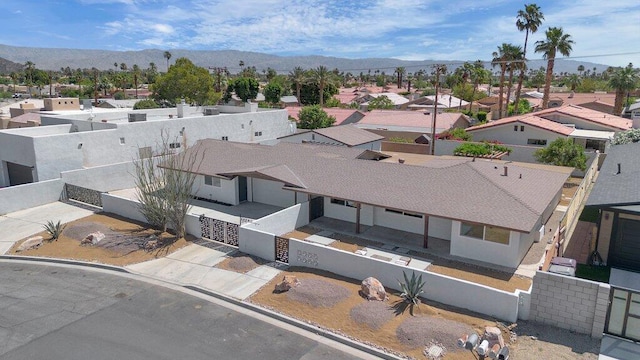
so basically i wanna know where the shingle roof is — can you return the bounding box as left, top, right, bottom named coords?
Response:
left=356, top=110, right=468, bottom=133
left=586, top=143, right=640, bottom=207
left=313, top=125, right=383, bottom=146
left=169, top=141, right=570, bottom=232
left=466, top=114, right=575, bottom=136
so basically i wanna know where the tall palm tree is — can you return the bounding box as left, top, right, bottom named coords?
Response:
left=24, top=61, right=35, bottom=96
left=565, top=73, right=581, bottom=91
left=492, top=44, right=520, bottom=119
left=114, top=62, right=118, bottom=72
left=163, top=51, right=172, bottom=72
left=311, top=66, right=330, bottom=107
left=505, top=45, right=524, bottom=109
left=535, top=27, right=574, bottom=109
left=513, top=3, right=544, bottom=113
left=468, top=61, right=490, bottom=111
left=395, top=67, right=406, bottom=89
left=609, top=64, right=639, bottom=115
left=289, top=67, right=306, bottom=106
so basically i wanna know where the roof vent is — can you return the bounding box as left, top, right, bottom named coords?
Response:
left=128, top=113, right=147, bottom=122
left=503, top=166, right=508, bottom=177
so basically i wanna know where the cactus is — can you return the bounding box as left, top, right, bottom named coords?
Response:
left=399, top=271, right=425, bottom=305
left=43, top=220, right=65, bottom=241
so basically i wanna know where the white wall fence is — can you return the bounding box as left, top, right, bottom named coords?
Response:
left=0, top=179, right=64, bottom=215
left=101, top=193, right=147, bottom=223
left=61, top=161, right=137, bottom=192
left=530, top=271, right=609, bottom=338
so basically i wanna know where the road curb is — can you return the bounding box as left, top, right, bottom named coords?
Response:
left=0, top=256, right=402, bottom=360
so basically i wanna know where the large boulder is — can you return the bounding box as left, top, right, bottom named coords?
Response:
left=484, top=326, right=505, bottom=348
left=81, top=231, right=105, bottom=246
left=17, top=236, right=43, bottom=252
left=275, top=275, right=300, bottom=293
left=361, top=277, right=388, bottom=301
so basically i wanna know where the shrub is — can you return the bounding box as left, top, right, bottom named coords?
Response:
left=389, top=137, right=413, bottom=143
left=611, top=129, right=640, bottom=145
left=43, top=220, right=65, bottom=241
left=439, top=128, right=472, bottom=141
left=399, top=271, right=425, bottom=310
left=477, top=111, right=487, bottom=122
left=133, top=99, right=160, bottom=110
left=454, top=142, right=511, bottom=157
left=113, top=91, right=126, bottom=100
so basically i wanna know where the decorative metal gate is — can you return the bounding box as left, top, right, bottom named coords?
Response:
left=64, top=183, right=103, bottom=208
left=275, top=236, right=289, bottom=264
left=199, top=215, right=240, bottom=247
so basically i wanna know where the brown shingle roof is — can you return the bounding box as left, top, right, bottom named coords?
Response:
left=313, top=125, right=383, bottom=146
left=169, top=141, right=569, bottom=232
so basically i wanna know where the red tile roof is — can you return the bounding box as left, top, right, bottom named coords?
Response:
left=534, top=104, right=631, bottom=130
left=357, top=110, right=468, bottom=132
left=466, top=115, right=575, bottom=136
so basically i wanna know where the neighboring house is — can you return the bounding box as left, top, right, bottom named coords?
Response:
left=577, top=100, right=615, bottom=115
left=43, top=97, right=80, bottom=111
left=0, top=105, right=295, bottom=187
left=584, top=142, right=640, bottom=348
left=622, top=101, right=640, bottom=123
left=466, top=105, right=633, bottom=152
left=7, top=112, right=41, bottom=129
left=278, top=125, right=383, bottom=150
left=355, top=110, right=470, bottom=136
left=524, top=91, right=617, bottom=111
left=97, top=99, right=138, bottom=109
left=401, top=94, right=469, bottom=111
left=164, top=140, right=570, bottom=269
left=286, top=107, right=365, bottom=126
left=358, top=92, right=410, bottom=109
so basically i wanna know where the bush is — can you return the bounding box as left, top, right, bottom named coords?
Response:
left=398, top=271, right=425, bottom=315
left=43, top=220, right=65, bottom=241
left=113, top=91, right=126, bottom=100
left=477, top=111, right=487, bottom=122
left=611, top=129, right=640, bottom=145
left=133, top=99, right=160, bottom=110
left=438, top=128, right=472, bottom=141
left=298, top=105, right=336, bottom=129
left=454, top=142, right=511, bottom=157
left=534, top=138, right=587, bottom=170
left=389, top=137, right=413, bottom=143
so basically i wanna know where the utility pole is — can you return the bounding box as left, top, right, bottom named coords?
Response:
left=430, top=64, right=447, bottom=155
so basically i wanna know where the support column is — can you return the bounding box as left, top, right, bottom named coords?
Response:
left=356, top=203, right=361, bottom=234
left=423, top=215, right=429, bottom=248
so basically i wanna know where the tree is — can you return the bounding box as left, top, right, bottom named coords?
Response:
left=133, top=99, right=160, bottom=110
left=505, top=45, right=524, bottom=108
left=298, top=105, right=336, bottom=129
left=534, top=138, right=586, bottom=170
left=367, top=95, right=395, bottom=110
left=296, top=81, right=338, bottom=106
left=395, top=66, right=406, bottom=88
left=163, top=51, right=172, bottom=71
left=311, top=66, right=331, bottom=107
left=492, top=44, right=521, bottom=119
left=263, top=82, right=284, bottom=105
left=24, top=61, right=35, bottom=96
left=134, top=130, right=202, bottom=239
left=565, top=73, right=581, bottom=91
left=289, top=67, right=306, bottom=106
left=535, top=27, right=574, bottom=109
left=152, top=57, right=217, bottom=106
left=609, top=63, right=639, bottom=115
left=514, top=3, right=544, bottom=114
left=225, top=77, right=259, bottom=103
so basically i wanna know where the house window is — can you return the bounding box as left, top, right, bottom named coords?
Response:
left=385, top=208, right=423, bottom=219
left=527, top=139, right=547, bottom=146
left=221, top=136, right=229, bottom=141
left=254, top=131, right=262, bottom=137
left=606, top=288, right=640, bottom=342
left=513, top=125, right=518, bottom=132
left=204, top=176, right=221, bottom=187
left=169, top=142, right=181, bottom=149
left=330, top=198, right=355, bottom=208
left=460, top=222, right=510, bottom=244
left=520, top=126, right=524, bottom=132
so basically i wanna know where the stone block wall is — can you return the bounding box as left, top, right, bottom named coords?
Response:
left=530, top=270, right=610, bottom=338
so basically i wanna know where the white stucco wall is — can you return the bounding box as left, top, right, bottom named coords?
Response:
left=324, top=197, right=357, bottom=222
left=101, top=193, right=147, bottom=223
left=0, top=179, right=64, bottom=215
left=243, top=202, right=309, bottom=236
left=192, top=175, right=237, bottom=205
left=251, top=178, right=295, bottom=208
left=373, top=207, right=424, bottom=234
left=450, top=220, right=523, bottom=268
left=239, top=227, right=275, bottom=262
left=60, top=161, right=137, bottom=192
left=0, top=130, right=37, bottom=186
left=469, top=122, right=564, bottom=147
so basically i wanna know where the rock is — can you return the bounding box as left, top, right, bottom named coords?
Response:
left=484, top=326, right=505, bottom=348
left=81, top=231, right=105, bottom=246
left=17, top=236, right=43, bottom=252
left=361, top=277, right=388, bottom=301
left=274, top=275, right=300, bottom=293
left=144, top=240, right=159, bottom=250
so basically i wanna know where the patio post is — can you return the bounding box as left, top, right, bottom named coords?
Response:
left=356, top=203, right=361, bottom=234
left=423, top=214, right=429, bottom=248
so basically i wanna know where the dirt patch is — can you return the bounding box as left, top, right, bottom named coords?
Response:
left=350, top=300, right=395, bottom=330
left=216, top=252, right=268, bottom=273
left=328, top=232, right=384, bottom=253
left=560, top=177, right=583, bottom=207
left=281, top=225, right=321, bottom=240
left=287, top=278, right=350, bottom=307
left=396, top=315, right=474, bottom=353
left=9, top=213, right=193, bottom=266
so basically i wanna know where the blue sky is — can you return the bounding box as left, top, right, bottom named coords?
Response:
left=0, top=0, right=638, bottom=67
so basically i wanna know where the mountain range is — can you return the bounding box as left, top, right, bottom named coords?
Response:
left=0, top=44, right=611, bottom=75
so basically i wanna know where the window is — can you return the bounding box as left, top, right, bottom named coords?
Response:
left=204, top=176, right=221, bottom=187
left=385, top=208, right=423, bottom=219
left=513, top=125, right=518, bottom=132
left=254, top=131, right=262, bottom=137
left=460, top=222, right=510, bottom=244
left=221, top=136, right=229, bottom=141
left=527, top=139, right=547, bottom=146
left=330, top=198, right=355, bottom=207
left=606, top=288, right=640, bottom=342
left=169, top=142, right=181, bottom=149
left=520, top=126, right=524, bottom=132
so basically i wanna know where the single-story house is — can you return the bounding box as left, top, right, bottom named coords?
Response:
left=358, top=92, right=410, bottom=109
left=164, top=140, right=571, bottom=268
left=285, top=107, right=365, bottom=126
left=401, top=95, right=469, bottom=111
left=584, top=142, right=640, bottom=347
left=355, top=110, right=470, bottom=137
left=277, top=125, right=383, bottom=150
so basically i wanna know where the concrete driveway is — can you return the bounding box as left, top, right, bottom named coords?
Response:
left=0, top=262, right=368, bottom=360
left=0, top=201, right=96, bottom=254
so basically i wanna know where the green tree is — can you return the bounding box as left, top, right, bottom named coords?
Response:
left=514, top=3, right=544, bottom=113
left=395, top=66, right=406, bottom=88
left=263, top=82, right=284, bottom=105
left=492, top=44, right=522, bottom=118
left=611, top=129, right=640, bottom=145
left=311, top=66, right=331, bottom=107
left=133, top=99, right=160, bottom=110
left=289, top=67, right=306, bottom=106
left=534, top=138, right=586, bottom=170
left=535, top=27, right=574, bottom=109
left=297, top=81, right=338, bottom=106
left=565, top=73, right=581, bottom=91
left=608, top=63, right=639, bottom=115
left=298, top=105, right=336, bottom=129
left=367, top=95, right=395, bottom=110
left=225, top=77, right=259, bottom=103
left=152, top=57, right=217, bottom=106
left=507, top=99, right=532, bottom=116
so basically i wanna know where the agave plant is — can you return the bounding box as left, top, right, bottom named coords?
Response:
left=399, top=271, right=425, bottom=305
left=43, top=220, right=65, bottom=241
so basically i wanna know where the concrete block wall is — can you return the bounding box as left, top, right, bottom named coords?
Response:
left=530, top=271, right=610, bottom=338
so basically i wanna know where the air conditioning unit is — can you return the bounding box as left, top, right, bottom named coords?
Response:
left=204, top=107, right=219, bottom=116
left=128, top=113, right=147, bottom=122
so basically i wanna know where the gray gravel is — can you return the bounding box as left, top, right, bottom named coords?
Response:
left=349, top=300, right=395, bottom=330
left=287, top=278, right=350, bottom=307
left=396, top=316, right=474, bottom=352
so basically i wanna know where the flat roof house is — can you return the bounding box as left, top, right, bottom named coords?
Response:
left=163, top=140, right=571, bottom=268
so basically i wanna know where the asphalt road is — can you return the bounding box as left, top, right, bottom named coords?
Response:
left=0, top=262, right=369, bottom=360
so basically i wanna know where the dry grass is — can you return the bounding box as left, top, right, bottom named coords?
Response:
left=8, top=212, right=193, bottom=266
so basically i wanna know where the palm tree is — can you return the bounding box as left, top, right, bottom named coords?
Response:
left=468, top=61, right=490, bottom=111
left=505, top=45, right=524, bottom=109
left=535, top=27, right=574, bottom=109
left=289, top=67, right=306, bottom=106
left=514, top=3, right=544, bottom=114
left=395, top=67, right=406, bottom=89
left=132, top=64, right=140, bottom=98
left=565, top=73, right=581, bottom=91
left=311, top=66, right=330, bottom=107
left=10, top=72, right=18, bottom=93
left=24, top=61, right=35, bottom=96
left=493, top=44, right=520, bottom=119
left=609, top=64, right=639, bottom=115
left=163, top=51, right=172, bottom=71
left=577, top=64, right=585, bottom=76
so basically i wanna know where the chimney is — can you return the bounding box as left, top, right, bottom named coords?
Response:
left=503, top=166, right=508, bottom=176
left=177, top=98, right=185, bottom=118
left=617, top=163, right=621, bottom=174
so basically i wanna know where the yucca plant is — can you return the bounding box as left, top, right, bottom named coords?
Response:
left=43, top=220, right=65, bottom=241
left=399, top=271, right=425, bottom=306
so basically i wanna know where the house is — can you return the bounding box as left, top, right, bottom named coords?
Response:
left=355, top=110, right=470, bottom=136
left=401, top=94, right=469, bottom=111
left=358, top=92, right=410, bottom=109
left=278, top=125, right=383, bottom=150
left=96, top=99, right=139, bottom=109
left=7, top=112, right=41, bottom=129
left=584, top=142, right=640, bottom=349
left=466, top=105, right=633, bottom=152
left=164, top=140, right=571, bottom=268
left=622, top=101, right=640, bottom=121
left=524, top=91, right=617, bottom=111
left=286, top=107, right=365, bottom=126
